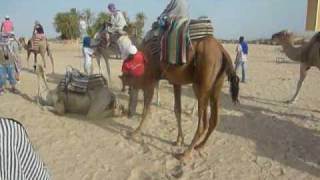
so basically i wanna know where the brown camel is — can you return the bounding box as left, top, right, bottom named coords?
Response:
left=272, top=30, right=320, bottom=103
left=122, top=33, right=240, bottom=161
left=19, top=37, right=54, bottom=73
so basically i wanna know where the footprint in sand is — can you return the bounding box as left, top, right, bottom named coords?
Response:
left=165, top=157, right=184, bottom=178
left=127, top=168, right=152, bottom=180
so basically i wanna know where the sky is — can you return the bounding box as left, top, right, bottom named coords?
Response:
left=0, top=0, right=308, bottom=40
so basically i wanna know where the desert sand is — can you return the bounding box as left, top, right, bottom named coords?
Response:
left=0, top=42, right=319, bottom=180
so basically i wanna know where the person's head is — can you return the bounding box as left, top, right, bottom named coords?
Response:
left=4, top=15, right=9, bottom=20
left=127, top=45, right=137, bottom=59
left=80, top=14, right=86, bottom=20
left=239, top=36, right=244, bottom=43
left=108, top=3, right=117, bottom=13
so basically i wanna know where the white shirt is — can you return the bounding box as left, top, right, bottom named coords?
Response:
left=109, top=11, right=127, bottom=33
left=236, top=44, right=248, bottom=62
left=79, top=20, right=87, bottom=37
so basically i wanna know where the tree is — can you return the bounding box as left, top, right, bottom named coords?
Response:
left=90, top=12, right=111, bottom=37
left=53, top=8, right=80, bottom=39
left=134, top=12, right=146, bottom=41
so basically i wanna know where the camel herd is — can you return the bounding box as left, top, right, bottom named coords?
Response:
left=13, top=29, right=319, bottom=161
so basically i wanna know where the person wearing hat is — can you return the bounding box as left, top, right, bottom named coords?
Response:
left=107, top=3, right=127, bottom=35
left=82, top=36, right=94, bottom=75
left=121, top=45, right=145, bottom=77
left=1, top=15, right=14, bottom=34
left=120, top=44, right=145, bottom=118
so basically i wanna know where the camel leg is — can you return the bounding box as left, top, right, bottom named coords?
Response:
left=173, top=85, right=184, bottom=146
left=104, top=54, right=112, bottom=86
left=195, top=75, right=224, bottom=150
left=37, top=74, right=41, bottom=105
left=132, top=85, right=155, bottom=135
left=98, top=48, right=111, bottom=85
left=176, top=86, right=208, bottom=161
left=27, top=51, right=31, bottom=67
left=33, top=54, right=38, bottom=72
left=47, top=46, right=54, bottom=73
left=287, top=63, right=310, bottom=104
left=40, top=52, right=47, bottom=70
left=156, top=81, right=161, bottom=106
left=96, top=54, right=102, bottom=74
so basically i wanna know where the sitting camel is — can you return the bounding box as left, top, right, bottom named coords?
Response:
left=19, top=37, right=54, bottom=73
left=35, top=65, right=124, bottom=118
left=272, top=30, right=320, bottom=103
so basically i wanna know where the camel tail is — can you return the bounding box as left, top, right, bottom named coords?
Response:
left=221, top=47, right=240, bottom=104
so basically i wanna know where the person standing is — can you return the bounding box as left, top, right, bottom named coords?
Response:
left=235, top=36, right=249, bottom=83
left=82, top=36, right=94, bottom=75
left=0, top=46, right=18, bottom=95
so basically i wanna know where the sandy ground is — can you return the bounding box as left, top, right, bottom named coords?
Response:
left=0, top=42, right=319, bottom=180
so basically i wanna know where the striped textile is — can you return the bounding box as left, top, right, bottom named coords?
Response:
left=0, top=118, right=51, bottom=180
left=160, top=0, right=189, bottom=18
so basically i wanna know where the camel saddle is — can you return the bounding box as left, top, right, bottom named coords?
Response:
left=0, top=33, right=14, bottom=46
left=161, top=17, right=214, bottom=64
left=58, top=68, right=107, bottom=94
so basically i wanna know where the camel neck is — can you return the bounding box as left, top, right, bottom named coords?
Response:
left=280, top=40, right=302, bottom=62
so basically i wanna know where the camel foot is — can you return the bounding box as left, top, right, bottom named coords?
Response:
left=174, top=150, right=193, bottom=162
left=173, top=137, right=184, bottom=147
left=129, top=130, right=144, bottom=143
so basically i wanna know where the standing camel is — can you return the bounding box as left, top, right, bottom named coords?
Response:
left=272, top=30, right=320, bottom=103
left=123, top=32, right=240, bottom=161
left=19, top=37, right=54, bottom=73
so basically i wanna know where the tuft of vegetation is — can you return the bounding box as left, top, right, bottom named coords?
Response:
left=54, top=8, right=146, bottom=42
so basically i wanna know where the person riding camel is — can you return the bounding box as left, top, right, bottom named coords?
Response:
left=1, top=15, right=14, bottom=35
left=107, top=3, right=127, bottom=35
left=158, top=0, right=189, bottom=29
left=31, top=21, right=45, bottom=50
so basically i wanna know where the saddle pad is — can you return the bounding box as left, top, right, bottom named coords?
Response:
left=188, top=18, right=214, bottom=40
left=59, top=73, right=107, bottom=94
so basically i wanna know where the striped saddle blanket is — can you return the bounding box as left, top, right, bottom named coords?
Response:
left=0, top=33, right=14, bottom=46
left=161, top=17, right=214, bottom=65
left=31, top=34, right=46, bottom=50
left=58, top=67, right=107, bottom=94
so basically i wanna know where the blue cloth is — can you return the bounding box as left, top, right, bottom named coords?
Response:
left=240, top=42, right=248, bottom=55
left=82, top=36, right=91, bottom=48
left=0, top=64, right=16, bottom=87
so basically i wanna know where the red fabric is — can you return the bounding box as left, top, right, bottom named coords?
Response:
left=122, top=51, right=145, bottom=77
left=1, top=20, right=13, bottom=33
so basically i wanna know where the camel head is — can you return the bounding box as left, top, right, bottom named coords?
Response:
left=18, top=37, right=26, bottom=44
left=271, top=30, right=294, bottom=43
